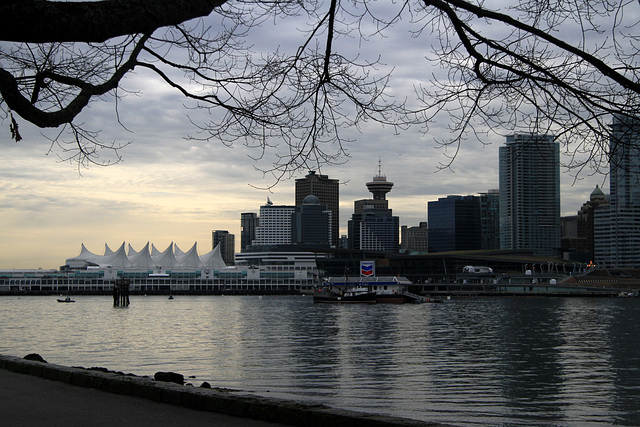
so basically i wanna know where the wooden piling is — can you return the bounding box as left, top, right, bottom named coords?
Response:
left=113, top=279, right=130, bottom=307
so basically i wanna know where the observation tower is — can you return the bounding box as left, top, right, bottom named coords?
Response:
left=366, top=160, right=394, bottom=200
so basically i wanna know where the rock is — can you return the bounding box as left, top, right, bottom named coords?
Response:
left=200, top=382, right=211, bottom=388
left=23, top=353, right=47, bottom=363
left=154, top=371, right=184, bottom=385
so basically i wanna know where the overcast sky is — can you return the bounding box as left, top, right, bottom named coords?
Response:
left=0, top=2, right=607, bottom=269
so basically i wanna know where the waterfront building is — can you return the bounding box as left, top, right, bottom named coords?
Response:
left=594, top=115, right=640, bottom=267
left=427, top=195, right=481, bottom=252
left=401, top=222, right=428, bottom=252
left=291, top=195, right=332, bottom=247
left=252, top=199, right=296, bottom=248
left=240, top=212, right=259, bottom=252
left=212, top=230, right=235, bottom=265
left=479, top=189, right=500, bottom=250
left=348, top=164, right=399, bottom=253
left=65, top=241, right=226, bottom=270
left=295, top=171, right=339, bottom=247
left=0, top=242, right=321, bottom=294
left=499, top=134, right=561, bottom=256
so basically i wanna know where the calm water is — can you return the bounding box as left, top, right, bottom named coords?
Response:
left=1, top=295, right=639, bottom=425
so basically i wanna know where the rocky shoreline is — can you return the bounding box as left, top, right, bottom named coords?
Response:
left=1, top=353, right=442, bottom=427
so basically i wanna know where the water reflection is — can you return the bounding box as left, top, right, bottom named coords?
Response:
left=0, top=295, right=639, bottom=425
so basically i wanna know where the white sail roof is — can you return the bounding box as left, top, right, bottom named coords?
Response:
left=65, top=242, right=229, bottom=270
left=104, top=243, right=115, bottom=256
left=174, top=244, right=187, bottom=261
left=152, top=242, right=180, bottom=269
left=104, top=242, right=131, bottom=268
left=179, top=242, right=202, bottom=269
left=200, top=244, right=227, bottom=269
left=129, top=242, right=154, bottom=268
left=150, top=244, right=162, bottom=257
left=127, top=243, right=139, bottom=257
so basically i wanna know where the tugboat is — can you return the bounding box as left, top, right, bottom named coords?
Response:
left=313, top=284, right=377, bottom=303
left=314, top=276, right=427, bottom=304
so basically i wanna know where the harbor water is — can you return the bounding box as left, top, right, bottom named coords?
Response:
left=1, top=295, right=639, bottom=425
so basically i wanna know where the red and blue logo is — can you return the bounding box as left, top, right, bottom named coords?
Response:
left=360, top=261, right=375, bottom=277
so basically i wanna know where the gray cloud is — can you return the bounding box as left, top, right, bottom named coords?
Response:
left=0, top=4, right=611, bottom=268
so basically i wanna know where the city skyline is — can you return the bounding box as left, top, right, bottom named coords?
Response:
left=0, top=129, right=606, bottom=269
left=0, top=12, right=608, bottom=269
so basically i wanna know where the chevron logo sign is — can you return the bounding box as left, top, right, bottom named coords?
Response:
left=360, top=261, right=375, bottom=277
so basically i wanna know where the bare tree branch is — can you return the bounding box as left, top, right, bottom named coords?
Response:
left=1, top=0, right=640, bottom=178
left=0, top=0, right=227, bottom=43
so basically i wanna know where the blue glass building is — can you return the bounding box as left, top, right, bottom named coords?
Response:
left=427, top=195, right=481, bottom=252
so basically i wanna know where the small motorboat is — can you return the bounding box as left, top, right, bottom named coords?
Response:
left=168, top=294, right=174, bottom=300
left=57, top=296, right=75, bottom=303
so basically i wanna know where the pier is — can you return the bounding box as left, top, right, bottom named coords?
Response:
left=413, top=281, right=624, bottom=297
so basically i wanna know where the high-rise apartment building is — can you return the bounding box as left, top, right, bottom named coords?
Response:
left=427, top=195, right=481, bottom=252
left=594, top=115, right=640, bottom=267
left=295, top=171, right=339, bottom=247
left=252, top=199, right=296, bottom=248
left=240, top=212, right=259, bottom=252
left=499, top=134, right=561, bottom=256
left=212, top=230, right=235, bottom=265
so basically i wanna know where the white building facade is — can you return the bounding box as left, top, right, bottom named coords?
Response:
left=251, top=200, right=296, bottom=247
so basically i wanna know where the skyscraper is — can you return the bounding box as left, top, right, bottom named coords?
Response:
left=575, top=185, right=607, bottom=262
left=499, top=134, right=561, bottom=256
left=354, top=160, right=394, bottom=213
left=594, top=115, right=640, bottom=267
left=348, top=164, right=399, bottom=253
left=295, top=171, right=339, bottom=247
left=291, top=195, right=332, bottom=246
left=479, top=189, right=500, bottom=250
left=427, top=195, right=481, bottom=252
left=252, top=199, right=296, bottom=248
left=348, top=210, right=399, bottom=252
left=240, top=212, right=259, bottom=252
left=212, top=230, right=235, bottom=265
